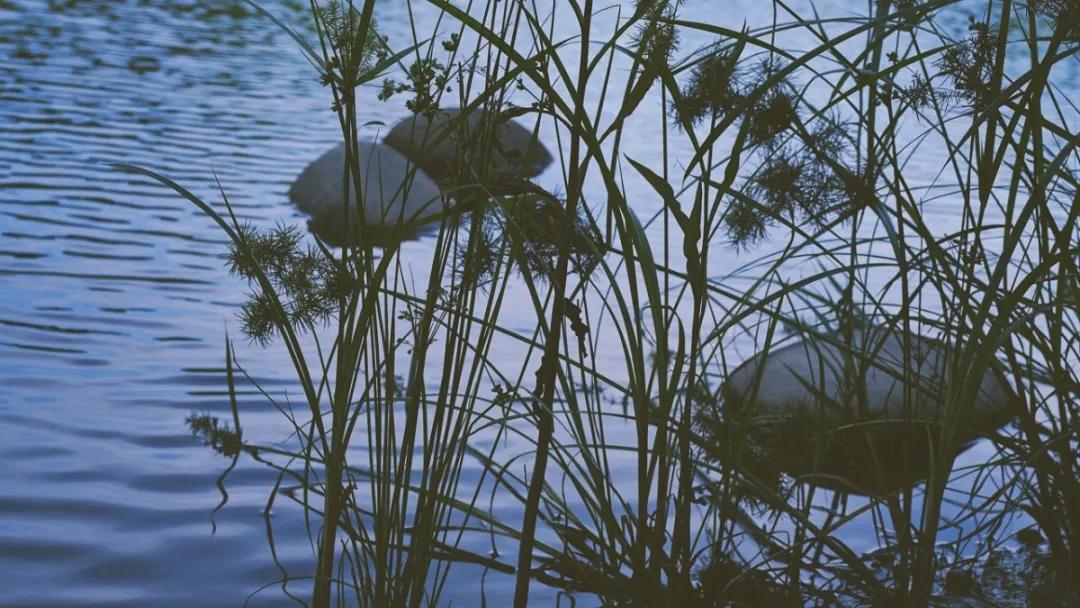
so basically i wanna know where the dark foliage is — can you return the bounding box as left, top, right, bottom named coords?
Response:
left=378, top=57, right=451, bottom=117
left=227, top=223, right=352, bottom=345
left=457, top=190, right=603, bottom=288
left=694, top=553, right=799, bottom=607
left=674, top=48, right=742, bottom=125
left=632, top=0, right=681, bottom=71
left=1033, top=0, right=1080, bottom=39
left=186, top=413, right=242, bottom=457
left=935, top=18, right=1002, bottom=109
left=725, top=115, right=855, bottom=247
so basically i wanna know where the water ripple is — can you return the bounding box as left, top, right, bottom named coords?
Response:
left=0, top=0, right=341, bottom=604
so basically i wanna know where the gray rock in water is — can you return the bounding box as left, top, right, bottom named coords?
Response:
left=382, top=107, right=553, bottom=182
left=288, top=140, right=443, bottom=246
left=708, top=325, right=1020, bottom=496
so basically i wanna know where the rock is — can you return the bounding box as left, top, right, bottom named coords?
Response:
left=382, top=107, right=552, bottom=182
left=707, top=324, right=1020, bottom=496
left=288, top=140, right=443, bottom=246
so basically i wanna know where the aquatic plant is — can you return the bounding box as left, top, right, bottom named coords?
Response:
left=122, top=0, right=1080, bottom=605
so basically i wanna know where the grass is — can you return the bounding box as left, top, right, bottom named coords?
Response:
left=122, top=0, right=1080, bottom=605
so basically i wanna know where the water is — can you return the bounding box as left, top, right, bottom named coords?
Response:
left=1, top=0, right=1069, bottom=605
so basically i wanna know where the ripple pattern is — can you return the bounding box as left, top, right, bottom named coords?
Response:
left=0, top=1, right=406, bottom=605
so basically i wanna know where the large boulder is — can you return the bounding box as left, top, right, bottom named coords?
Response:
left=289, top=140, right=443, bottom=246
left=702, top=325, right=1020, bottom=496
left=382, top=107, right=553, bottom=183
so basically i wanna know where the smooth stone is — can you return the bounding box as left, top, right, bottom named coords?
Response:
left=714, top=325, right=1020, bottom=496
left=382, top=107, right=553, bottom=182
left=288, top=140, right=443, bottom=246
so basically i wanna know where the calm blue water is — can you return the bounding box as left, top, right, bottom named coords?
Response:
left=1, top=0, right=1069, bottom=605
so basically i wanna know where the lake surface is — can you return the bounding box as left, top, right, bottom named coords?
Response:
left=1, top=0, right=1070, bottom=605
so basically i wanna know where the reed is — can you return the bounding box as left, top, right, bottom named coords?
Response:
left=122, top=0, right=1079, bottom=604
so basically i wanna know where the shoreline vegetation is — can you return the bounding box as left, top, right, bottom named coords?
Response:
left=123, top=0, right=1079, bottom=605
